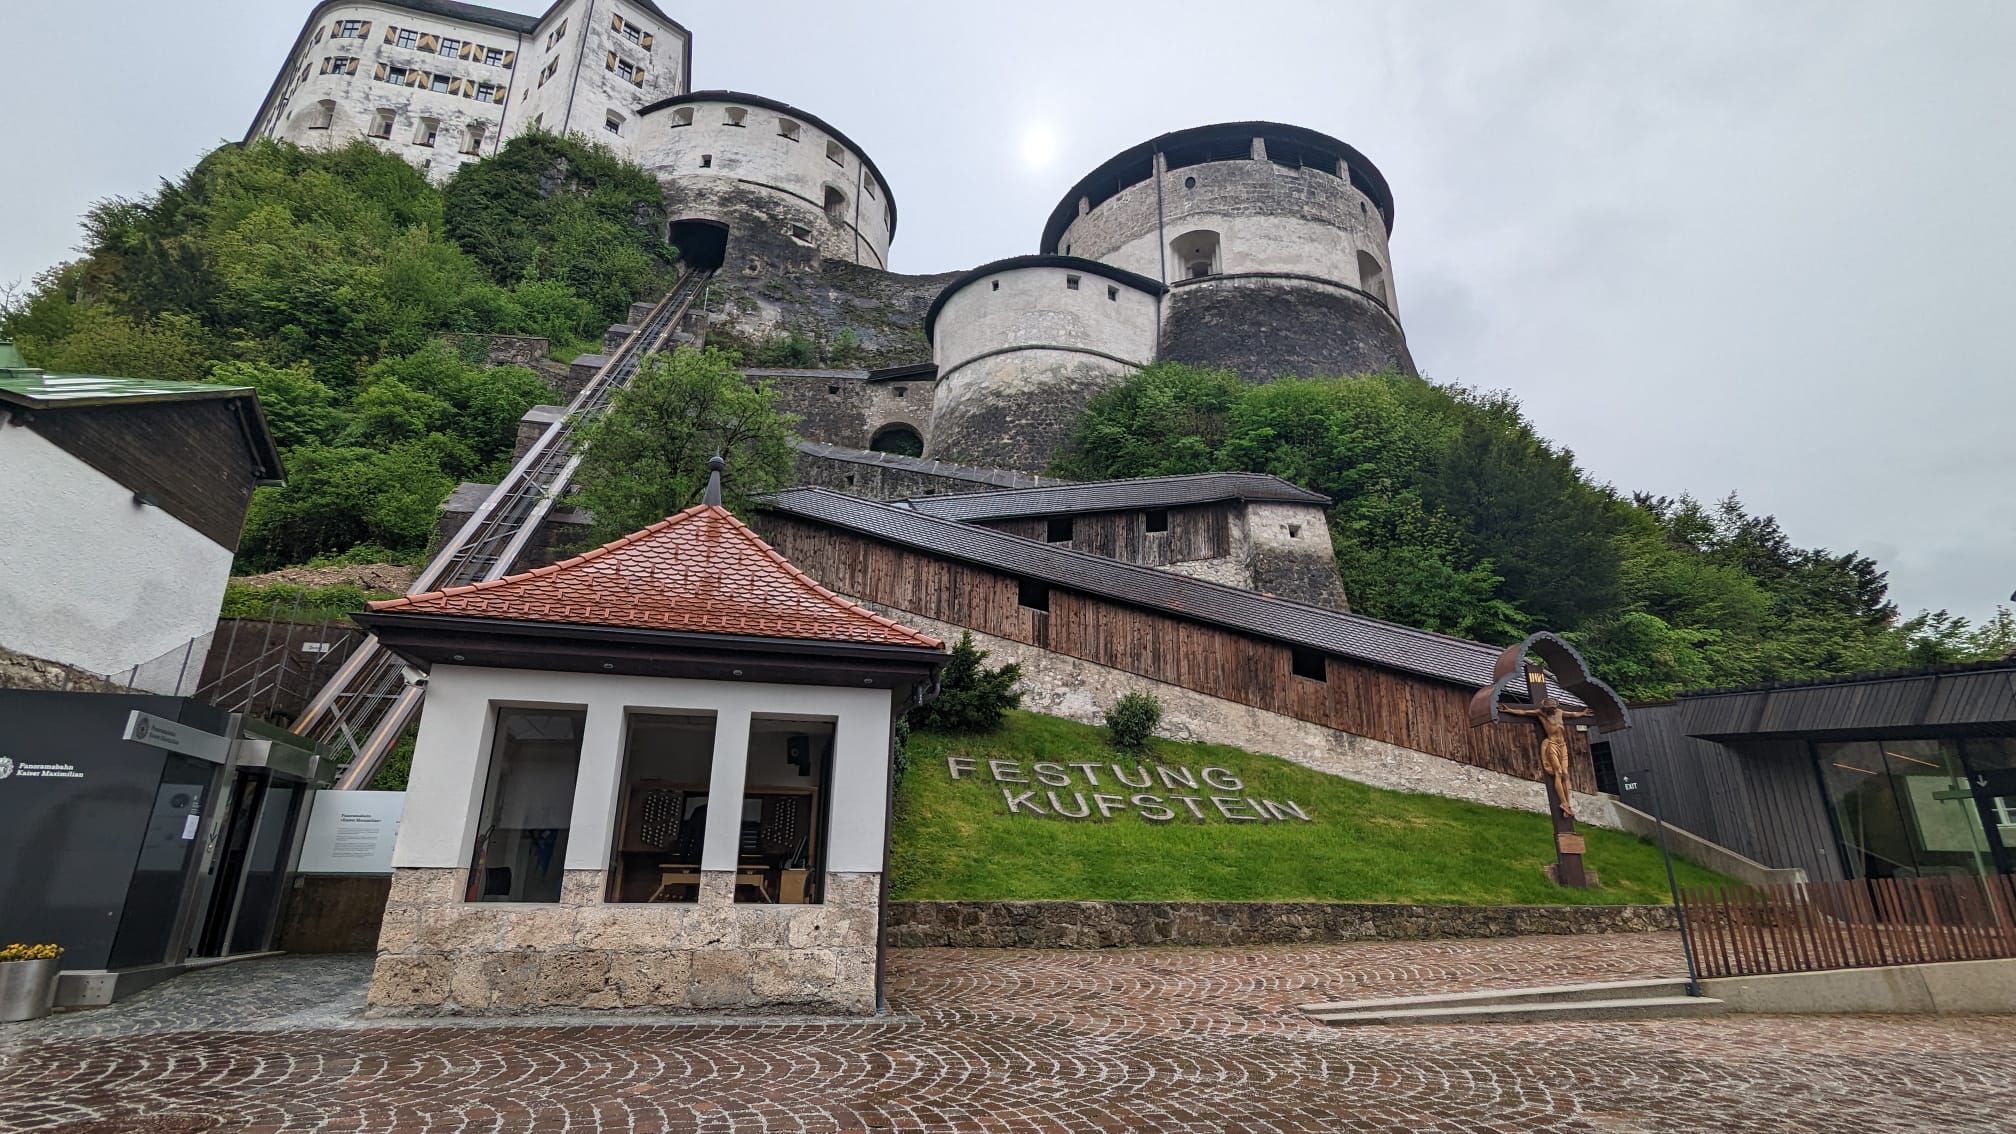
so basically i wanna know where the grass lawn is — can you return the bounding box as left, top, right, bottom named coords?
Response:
left=890, top=710, right=1727, bottom=906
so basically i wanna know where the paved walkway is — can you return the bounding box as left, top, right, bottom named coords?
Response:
left=4, top=934, right=2013, bottom=1132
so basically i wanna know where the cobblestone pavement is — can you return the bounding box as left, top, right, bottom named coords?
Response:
left=4, top=934, right=2013, bottom=1133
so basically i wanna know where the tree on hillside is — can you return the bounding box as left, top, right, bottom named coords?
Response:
left=3, top=136, right=681, bottom=576
left=443, top=131, right=677, bottom=333
left=1053, top=363, right=1992, bottom=701
left=569, top=347, right=796, bottom=539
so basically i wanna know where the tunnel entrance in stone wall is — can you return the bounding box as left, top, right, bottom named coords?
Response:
left=869, top=424, right=924, bottom=457
left=669, top=220, right=730, bottom=273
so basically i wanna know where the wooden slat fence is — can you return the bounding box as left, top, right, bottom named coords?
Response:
left=1680, top=875, right=2016, bottom=978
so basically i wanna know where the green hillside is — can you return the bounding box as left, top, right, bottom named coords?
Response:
left=890, top=711, right=1725, bottom=906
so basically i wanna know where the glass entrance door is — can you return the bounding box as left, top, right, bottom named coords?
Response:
left=196, top=769, right=271, bottom=957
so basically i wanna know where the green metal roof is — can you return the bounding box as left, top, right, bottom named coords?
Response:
left=0, top=369, right=256, bottom=410
left=0, top=341, right=284, bottom=484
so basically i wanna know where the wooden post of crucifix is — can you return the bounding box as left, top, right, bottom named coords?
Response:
left=1468, top=633, right=1631, bottom=890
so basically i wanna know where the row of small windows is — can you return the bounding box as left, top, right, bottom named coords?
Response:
left=384, top=26, right=513, bottom=68
left=668, top=106, right=852, bottom=174
left=352, top=105, right=488, bottom=155
left=377, top=63, right=505, bottom=104
left=987, top=275, right=1122, bottom=301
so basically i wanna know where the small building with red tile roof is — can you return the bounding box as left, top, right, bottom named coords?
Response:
left=353, top=489, right=945, bottom=1016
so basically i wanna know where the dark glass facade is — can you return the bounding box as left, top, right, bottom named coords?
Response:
left=1816, top=737, right=2016, bottom=880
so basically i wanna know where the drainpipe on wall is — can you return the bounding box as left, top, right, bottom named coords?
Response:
left=559, top=0, right=598, bottom=137
left=494, top=30, right=525, bottom=149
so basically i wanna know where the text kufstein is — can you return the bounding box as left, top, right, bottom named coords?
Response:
left=945, top=758, right=1312, bottom=823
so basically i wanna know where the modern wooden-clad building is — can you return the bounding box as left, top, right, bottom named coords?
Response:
left=1602, top=661, right=2016, bottom=883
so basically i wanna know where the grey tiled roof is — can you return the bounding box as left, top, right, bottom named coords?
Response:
left=899, top=472, right=1328, bottom=521
left=794, top=442, right=1058, bottom=490
left=763, top=488, right=1516, bottom=691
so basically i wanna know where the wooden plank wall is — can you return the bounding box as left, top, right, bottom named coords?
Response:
left=760, top=515, right=1589, bottom=791
left=975, top=503, right=1231, bottom=567
left=26, top=399, right=262, bottom=549
left=1605, top=704, right=1846, bottom=882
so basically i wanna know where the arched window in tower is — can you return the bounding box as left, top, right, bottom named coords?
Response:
left=869, top=424, right=923, bottom=458
left=306, top=99, right=336, bottom=130
left=670, top=106, right=694, bottom=127
left=1170, top=230, right=1220, bottom=279
left=824, top=185, right=848, bottom=223
left=723, top=106, right=747, bottom=127
left=1357, top=250, right=1387, bottom=305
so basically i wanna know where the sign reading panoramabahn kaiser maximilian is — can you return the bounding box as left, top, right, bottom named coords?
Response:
left=946, top=758, right=1312, bottom=823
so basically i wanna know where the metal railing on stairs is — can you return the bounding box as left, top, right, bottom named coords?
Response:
left=291, top=271, right=712, bottom=787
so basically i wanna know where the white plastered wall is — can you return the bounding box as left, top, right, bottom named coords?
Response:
left=632, top=100, right=894, bottom=267
left=0, top=427, right=232, bottom=686
left=394, top=665, right=895, bottom=877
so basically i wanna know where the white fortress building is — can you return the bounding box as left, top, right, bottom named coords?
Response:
left=246, top=5, right=1416, bottom=471
left=248, top=0, right=693, bottom=181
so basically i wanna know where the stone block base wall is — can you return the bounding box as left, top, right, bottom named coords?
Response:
left=887, top=900, right=1676, bottom=949
left=367, top=868, right=882, bottom=1016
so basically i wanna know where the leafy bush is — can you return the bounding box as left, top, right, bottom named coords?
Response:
left=219, top=582, right=394, bottom=622
left=1104, top=691, right=1163, bottom=751
left=910, top=632, right=1023, bottom=734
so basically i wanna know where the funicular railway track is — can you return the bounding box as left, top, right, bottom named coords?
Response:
left=294, top=271, right=711, bottom=787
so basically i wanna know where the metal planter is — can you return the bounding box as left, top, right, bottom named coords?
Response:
left=0, top=958, right=59, bottom=1022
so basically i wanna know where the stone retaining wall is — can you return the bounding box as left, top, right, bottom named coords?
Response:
left=367, top=868, right=882, bottom=1015
left=887, top=900, right=1676, bottom=949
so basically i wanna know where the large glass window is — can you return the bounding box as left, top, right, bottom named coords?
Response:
left=608, top=713, right=718, bottom=903
left=735, top=717, right=837, bottom=904
left=467, top=708, right=586, bottom=903
left=1817, top=739, right=1996, bottom=879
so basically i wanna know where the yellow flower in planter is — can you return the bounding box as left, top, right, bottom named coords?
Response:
left=0, top=944, right=63, bottom=962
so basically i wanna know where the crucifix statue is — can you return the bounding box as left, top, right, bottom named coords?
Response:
left=1468, top=632, right=1630, bottom=889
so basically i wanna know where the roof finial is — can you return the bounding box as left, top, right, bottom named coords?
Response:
left=704, top=453, right=726, bottom=507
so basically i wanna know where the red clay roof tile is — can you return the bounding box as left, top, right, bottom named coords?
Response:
left=368, top=504, right=942, bottom=650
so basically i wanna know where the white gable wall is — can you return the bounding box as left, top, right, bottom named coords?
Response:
left=0, top=426, right=230, bottom=688
left=396, top=664, right=896, bottom=875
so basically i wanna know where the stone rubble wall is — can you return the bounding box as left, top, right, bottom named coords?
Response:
left=366, top=868, right=883, bottom=1016
left=440, top=333, right=550, bottom=369
left=887, top=900, right=1677, bottom=949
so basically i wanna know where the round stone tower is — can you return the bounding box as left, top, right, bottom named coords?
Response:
left=1041, top=121, right=1413, bottom=381
left=925, top=255, right=1165, bottom=470
left=632, top=90, right=896, bottom=272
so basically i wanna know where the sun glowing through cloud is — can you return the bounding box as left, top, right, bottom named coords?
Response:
left=1020, top=126, right=1058, bottom=169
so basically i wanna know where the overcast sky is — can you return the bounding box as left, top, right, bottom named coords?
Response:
left=3, top=1, right=2009, bottom=623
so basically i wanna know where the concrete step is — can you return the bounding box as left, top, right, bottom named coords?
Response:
left=1299, top=977, right=1692, bottom=1016
left=1305, top=995, right=1726, bottom=1027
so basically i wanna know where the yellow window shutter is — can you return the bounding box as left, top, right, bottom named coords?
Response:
left=460, top=41, right=474, bottom=59
left=349, top=59, right=361, bottom=75
left=359, top=21, right=371, bottom=39
left=375, top=62, right=388, bottom=81
left=448, top=78, right=462, bottom=95
left=384, top=25, right=396, bottom=44
left=320, top=58, right=332, bottom=74
left=418, top=34, right=438, bottom=52
left=501, top=51, right=515, bottom=69
left=493, top=85, right=509, bottom=104
left=407, top=70, right=422, bottom=87
left=606, top=51, right=617, bottom=71
left=641, top=32, right=653, bottom=51
left=611, top=13, right=623, bottom=29
left=633, top=68, right=645, bottom=87
left=330, top=20, right=342, bottom=38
